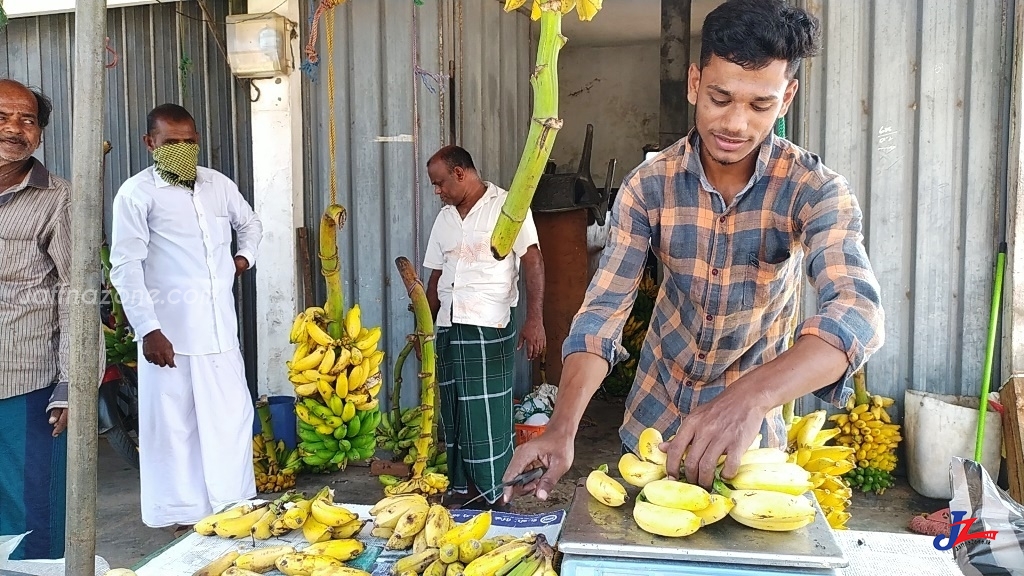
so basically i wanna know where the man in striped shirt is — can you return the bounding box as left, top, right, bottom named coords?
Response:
left=0, top=80, right=70, bottom=559
left=503, top=0, right=885, bottom=501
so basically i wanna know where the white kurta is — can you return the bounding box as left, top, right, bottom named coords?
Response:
left=109, top=166, right=262, bottom=527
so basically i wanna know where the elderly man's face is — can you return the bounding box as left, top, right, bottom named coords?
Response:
left=0, top=82, right=42, bottom=164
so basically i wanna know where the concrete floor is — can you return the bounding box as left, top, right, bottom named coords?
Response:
left=96, top=396, right=948, bottom=569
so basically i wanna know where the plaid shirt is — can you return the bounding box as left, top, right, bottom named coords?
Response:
left=563, top=130, right=885, bottom=451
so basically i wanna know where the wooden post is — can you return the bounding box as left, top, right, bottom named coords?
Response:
left=1000, top=378, right=1024, bottom=502
left=660, top=0, right=692, bottom=148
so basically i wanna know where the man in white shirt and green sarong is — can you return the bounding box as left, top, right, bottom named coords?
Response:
left=110, top=104, right=263, bottom=533
left=423, top=145, right=546, bottom=511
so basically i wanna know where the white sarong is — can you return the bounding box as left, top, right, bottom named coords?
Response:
left=137, top=346, right=256, bottom=527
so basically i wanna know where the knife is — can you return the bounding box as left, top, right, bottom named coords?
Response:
left=453, top=467, right=546, bottom=510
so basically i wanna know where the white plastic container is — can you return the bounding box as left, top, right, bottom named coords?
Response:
left=904, top=389, right=1002, bottom=500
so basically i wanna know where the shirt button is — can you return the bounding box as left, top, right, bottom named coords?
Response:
left=698, top=352, right=706, bottom=360
left=719, top=216, right=726, bottom=223
left=685, top=380, right=693, bottom=387
left=711, top=268, right=719, bottom=276
left=705, top=314, right=713, bottom=322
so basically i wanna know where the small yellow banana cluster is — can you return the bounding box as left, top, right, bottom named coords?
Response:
left=831, top=395, right=901, bottom=473
left=288, top=305, right=386, bottom=411
left=785, top=410, right=855, bottom=530
left=394, top=532, right=558, bottom=576
left=503, top=0, right=603, bottom=22
left=368, top=493, right=481, bottom=553
left=382, top=472, right=450, bottom=497
left=252, top=434, right=299, bottom=493
left=194, top=541, right=369, bottom=576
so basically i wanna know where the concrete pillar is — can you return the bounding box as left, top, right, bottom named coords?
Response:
left=250, top=0, right=305, bottom=397
left=660, top=0, right=692, bottom=148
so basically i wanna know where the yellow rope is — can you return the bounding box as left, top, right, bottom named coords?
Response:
left=325, top=5, right=338, bottom=206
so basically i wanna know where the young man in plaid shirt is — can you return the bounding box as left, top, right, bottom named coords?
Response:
left=503, top=0, right=885, bottom=502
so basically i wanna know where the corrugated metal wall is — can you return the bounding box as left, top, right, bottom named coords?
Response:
left=301, top=0, right=533, bottom=410
left=792, top=0, right=1014, bottom=419
left=0, top=1, right=258, bottom=390
left=0, top=0, right=254, bottom=232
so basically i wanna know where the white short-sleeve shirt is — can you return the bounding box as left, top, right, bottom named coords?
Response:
left=423, top=182, right=540, bottom=329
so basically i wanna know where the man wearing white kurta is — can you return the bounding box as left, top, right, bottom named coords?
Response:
left=110, top=104, right=263, bottom=530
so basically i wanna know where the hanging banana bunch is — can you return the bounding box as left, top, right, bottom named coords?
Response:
left=490, top=0, right=604, bottom=260
left=785, top=410, right=855, bottom=530
left=830, top=370, right=901, bottom=494
left=286, top=205, right=384, bottom=473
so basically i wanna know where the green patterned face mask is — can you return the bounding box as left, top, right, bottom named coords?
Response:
left=152, top=142, right=200, bottom=189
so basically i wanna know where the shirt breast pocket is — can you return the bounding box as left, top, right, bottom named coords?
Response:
left=743, top=252, right=791, bottom=308
left=0, top=236, right=40, bottom=282
left=212, top=216, right=232, bottom=245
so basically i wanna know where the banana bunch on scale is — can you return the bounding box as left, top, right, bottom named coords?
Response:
left=586, top=427, right=822, bottom=536
left=785, top=410, right=856, bottom=529
left=252, top=433, right=300, bottom=493
left=288, top=305, right=385, bottom=472
left=373, top=493, right=557, bottom=576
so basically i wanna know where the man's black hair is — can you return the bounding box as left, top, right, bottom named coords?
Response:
left=700, top=0, right=821, bottom=78
left=147, top=103, right=196, bottom=134
left=428, top=145, right=476, bottom=172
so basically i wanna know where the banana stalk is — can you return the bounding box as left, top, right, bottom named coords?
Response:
left=853, top=369, right=869, bottom=406
left=392, top=339, right=414, bottom=436
left=782, top=400, right=795, bottom=426
left=489, top=6, right=565, bottom=260
left=395, top=257, right=436, bottom=479
left=320, top=204, right=348, bottom=339
left=256, top=400, right=278, bottom=467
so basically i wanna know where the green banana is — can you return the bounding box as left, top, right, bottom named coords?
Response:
left=333, top=423, right=348, bottom=440
left=346, top=415, right=362, bottom=438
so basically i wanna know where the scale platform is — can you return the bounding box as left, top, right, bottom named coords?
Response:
left=557, top=481, right=848, bottom=576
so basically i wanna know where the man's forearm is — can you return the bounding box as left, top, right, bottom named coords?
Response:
left=547, top=352, right=609, bottom=435
left=523, top=248, right=544, bottom=321
left=735, top=335, right=850, bottom=413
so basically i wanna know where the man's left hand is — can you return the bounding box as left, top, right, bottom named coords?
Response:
left=49, top=408, right=68, bottom=437
left=234, top=256, right=250, bottom=277
left=518, top=316, right=546, bottom=360
left=661, top=386, right=766, bottom=488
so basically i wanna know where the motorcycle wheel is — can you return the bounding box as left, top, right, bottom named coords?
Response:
left=100, top=364, right=140, bottom=469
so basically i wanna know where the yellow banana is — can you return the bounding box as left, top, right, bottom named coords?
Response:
left=370, top=525, right=394, bottom=539
left=739, top=447, right=790, bottom=466
left=330, top=347, right=352, bottom=375
left=212, top=505, right=270, bottom=539
left=308, top=568, right=372, bottom=576
left=193, top=550, right=240, bottom=576
left=370, top=494, right=429, bottom=515
left=319, top=346, right=337, bottom=374
left=691, top=493, right=733, bottom=525
left=632, top=500, right=702, bottom=537
left=439, top=543, right=460, bottom=564
left=281, top=503, right=310, bottom=530
left=728, top=490, right=817, bottom=532
left=445, top=562, right=465, bottom=576
left=727, top=463, right=813, bottom=496
left=386, top=531, right=416, bottom=551
left=424, top=504, right=455, bottom=548
left=222, top=568, right=262, bottom=576
left=423, top=560, right=446, bottom=576
left=345, top=305, right=362, bottom=340
left=504, top=0, right=529, bottom=12
left=348, top=363, right=367, bottom=391
left=355, top=398, right=379, bottom=412
left=331, top=519, right=367, bottom=539
left=289, top=312, right=308, bottom=343
left=585, top=468, right=628, bottom=507
left=808, top=446, right=856, bottom=462
left=373, top=499, right=426, bottom=529
left=293, top=346, right=328, bottom=372
left=367, top=374, right=383, bottom=398
left=413, top=527, right=430, bottom=554
left=617, top=452, right=666, bottom=488
left=393, top=503, right=430, bottom=539
left=463, top=540, right=533, bottom=576
left=294, top=382, right=319, bottom=397
left=250, top=509, right=277, bottom=540
left=307, top=322, right=336, bottom=347
left=275, top=553, right=342, bottom=576
left=194, top=503, right=258, bottom=536
left=355, top=326, right=382, bottom=351
left=636, top=428, right=668, bottom=466
left=641, top=479, right=712, bottom=511
left=349, top=346, right=364, bottom=366
left=368, top=350, right=386, bottom=373
left=459, top=539, right=484, bottom=564
left=393, top=549, right=440, bottom=574
left=787, top=415, right=806, bottom=446
left=234, top=545, right=296, bottom=573
left=796, top=410, right=826, bottom=449
left=439, top=510, right=493, bottom=547
left=823, top=459, right=856, bottom=476
left=310, top=500, right=359, bottom=528
left=335, top=372, right=350, bottom=398
left=575, top=0, right=602, bottom=21
left=303, top=515, right=333, bottom=544
left=302, top=538, right=365, bottom=561
left=316, top=377, right=335, bottom=402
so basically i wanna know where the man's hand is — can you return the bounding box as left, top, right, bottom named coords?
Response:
left=661, top=387, right=767, bottom=489
left=143, top=330, right=176, bottom=368
left=49, top=408, right=68, bottom=437
left=234, top=256, right=250, bottom=277
left=518, top=316, right=545, bottom=360
left=501, top=429, right=574, bottom=504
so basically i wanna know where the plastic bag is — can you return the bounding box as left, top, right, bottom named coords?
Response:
left=948, top=457, right=1024, bottom=574
left=514, top=384, right=558, bottom=424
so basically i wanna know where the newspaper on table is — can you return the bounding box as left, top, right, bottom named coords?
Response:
left=135, top=502, right=565, bottom=576
left=833, top=530, right=962, bottom=576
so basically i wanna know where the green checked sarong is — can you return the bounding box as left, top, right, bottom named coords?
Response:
left=437, top=321, right=516, bottom=503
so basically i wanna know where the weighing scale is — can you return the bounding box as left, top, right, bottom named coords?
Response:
left=557, top=481, right=848, bottom=576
